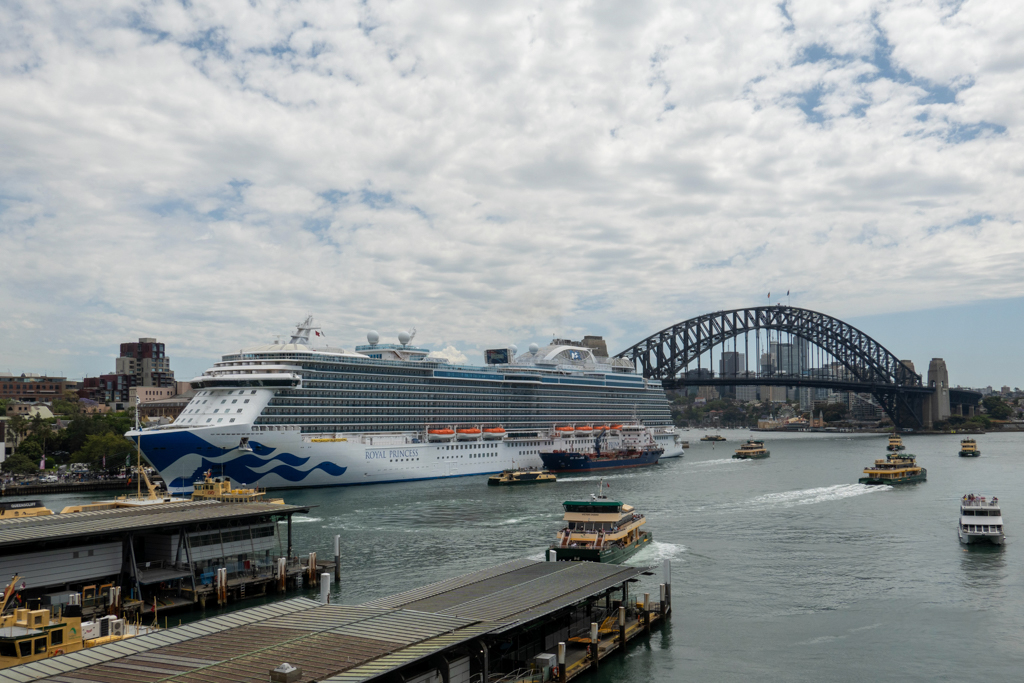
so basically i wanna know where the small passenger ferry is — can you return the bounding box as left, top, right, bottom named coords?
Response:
left=958, top=438, right=980, bottom=458
left=887, top=434, right=906, bottom=451
left=550, top=485, right=652, bottom=563
left=700, top=434, right=727, bottom=442
left=539, top=424, right=662, bottom=473
left=0, top=500, right=53, bottom=519
left=958, top=494, right=1003, bottom=545
left=734, top=440, right=770, bottom=459
left=859, top=452, right=927, bottom=485
left=487, top=468, right=557, bottom=486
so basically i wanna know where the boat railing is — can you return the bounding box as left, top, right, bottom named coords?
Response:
left=961, top=497, right=999, bottom=507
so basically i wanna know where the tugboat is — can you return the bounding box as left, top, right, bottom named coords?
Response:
left=958, top=438, right=980, bottom=458
left=958, top=494, right=1004, bottom=545
left=887, top=433, right=906, bottom=451
left=0, top=576, right=154, bottom=669
left=701, top=434, right=727, bottom=442
left=487, top=468, right=557, bottom=486
left=550, top=482, right=652, bottom=563
left=734, top=440, right=770, bottom=459
left=191, top=471, right=285, bottom=504
left=539, top=424, right=662, bottom=473
left=859, top=452, right=927, bottom=485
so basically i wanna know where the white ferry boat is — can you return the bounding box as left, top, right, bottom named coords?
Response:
left=127, top=318, right=682, bottom=492
left=958, top=494, right=1004, bottom=545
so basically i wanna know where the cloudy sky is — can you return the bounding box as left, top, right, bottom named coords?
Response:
left=1, top=0, right=1021, bottom=387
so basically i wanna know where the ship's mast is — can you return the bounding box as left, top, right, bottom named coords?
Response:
left=135, top=395, right=141, bottom=500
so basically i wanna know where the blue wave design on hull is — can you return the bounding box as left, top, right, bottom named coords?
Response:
left=137, top=430, right=346, bottom=489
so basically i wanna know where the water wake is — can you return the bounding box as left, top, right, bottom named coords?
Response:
left=626, top=541, right=687, bottom=565
left=689, top=458, right=749, bottom=467
left=290, top=516, right=324, bottom=523
left=744, top=484, right=888, bottom=510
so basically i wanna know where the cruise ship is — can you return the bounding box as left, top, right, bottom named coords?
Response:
left=127, top=318, right=681, bottom=492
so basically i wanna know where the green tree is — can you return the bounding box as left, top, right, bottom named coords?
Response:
left=15, top=439, right=43, bottom=463
left=72, top=433, right=134, bottom=472
left=1, top=451, right=40, bottom=475
left=822, top=404, right=849, bottom=423
left=7, top=414, right=28, bottom=444
left=982, top=396, right=1011, bottom=420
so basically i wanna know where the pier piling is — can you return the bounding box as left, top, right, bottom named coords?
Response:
left=320, top=573, right=331, bottom=603
left=334, top=535, right=341, bottom=582
left=618, top=606, right=626, bottom=648
left=590, top=622, right=599, bottom=670
left=557, top=641, right=566, bottom=683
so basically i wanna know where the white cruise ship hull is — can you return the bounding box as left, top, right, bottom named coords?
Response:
left=133, top=425, right=682, bottom=493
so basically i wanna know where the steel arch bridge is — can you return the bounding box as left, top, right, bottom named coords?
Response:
left=616, top=305, right=932, bottom=428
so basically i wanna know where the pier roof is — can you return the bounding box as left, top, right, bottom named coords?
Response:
left=363, top=558, right=646, bottom=632
left=5, top=560, right=651, bottom=683
left=0, top=500, right=310, bottom=549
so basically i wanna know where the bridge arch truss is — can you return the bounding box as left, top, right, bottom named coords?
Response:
left=617, top=305, right=930, bottom=427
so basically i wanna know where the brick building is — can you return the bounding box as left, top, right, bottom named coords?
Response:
left=116, top=338, right=175, bottom=388
left=0, top=373, right=79, bottom=401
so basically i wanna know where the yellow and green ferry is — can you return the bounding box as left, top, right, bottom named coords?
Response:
left=859, top=452, right=926, bottom=485
left=958, top=438, right=980, bottom=458
left=734, top=440, right=769, bottom=459
left=700, top=434, right=727, bottom=442
left=887, top=433, right=906, bottom=451
left=488, top=468, right=557, bottom=486
left=551, top=488, right=652, bottom=563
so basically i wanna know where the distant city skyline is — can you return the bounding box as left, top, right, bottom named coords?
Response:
left=1, top=296, right=1019, bottom=391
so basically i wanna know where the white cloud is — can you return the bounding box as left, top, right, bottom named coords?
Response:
left=0, top=0, right=1022, bottom=385
left=428, top=345, right=469, bottom=366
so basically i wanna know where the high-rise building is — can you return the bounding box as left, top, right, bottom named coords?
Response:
left=116, top=337, right=175, bottom=388
left=719, top=352, right=745, bottom=399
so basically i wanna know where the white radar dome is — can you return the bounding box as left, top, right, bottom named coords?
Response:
left=398, top=331, right=412, bottom=345
left=510, top=344, right=518, bottom=355
left=529, top=343, right=539, bottom=354
left=367, top=331, right=379, bottom=345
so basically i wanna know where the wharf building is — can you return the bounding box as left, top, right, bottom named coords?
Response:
left=5, top=558, right=673, bottom=683
left=0, top=499, right=313, bottom=619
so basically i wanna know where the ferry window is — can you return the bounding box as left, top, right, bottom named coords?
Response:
left=245, top=399, right=250, bottom=404
left=51, top=629, right=63, bottom=646
left=18, top=640, right=31, bottom=657
left=0, top=641, right=14, bottom=657
left=206, top=418, right=212, bottom=423
left=217, top=418, right=223, bottom=423
left=34, top=637, right=47, bottom=654
left=221, top=400, right=226, bottom=404
left=232, top=399, right=237, bottom=404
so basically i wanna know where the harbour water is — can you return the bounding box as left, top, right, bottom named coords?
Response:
left=18, top=430, right=1024, bottom=681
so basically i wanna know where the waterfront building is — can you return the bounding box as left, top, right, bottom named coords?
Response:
left=0, top=373, right=79, bottom=401
left=736, top=385, right=758, bottom=402
left=80, top=373, right=131, bottom=404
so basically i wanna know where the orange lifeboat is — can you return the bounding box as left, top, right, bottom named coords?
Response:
left=575, top=425, right=593, bottom=436
left=593, top=425, right=609, bottom=432
left=609, top=424, right=623, bottom=434
left=555, top=425, right=574, bottom=437
left=483, top=427, right=507, bottom=440
left=456, top=428, right=483, bottom=441
left=427, top=428, right=455, bottom=442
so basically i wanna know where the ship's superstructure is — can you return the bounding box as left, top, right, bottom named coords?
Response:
left=128, top=318, right=680, bottom=491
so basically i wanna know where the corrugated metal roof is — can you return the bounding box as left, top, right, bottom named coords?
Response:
left=365, top=560, right=646, bottom=630
left=320, top=622, right=498, bottom=683
left=2, top=598, right=319, bottom=682
left=6, top=561, right=648, bottom=683
left=0, top=500, right=311, bottom=549
left=362, top=558, right=537, bottom=609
